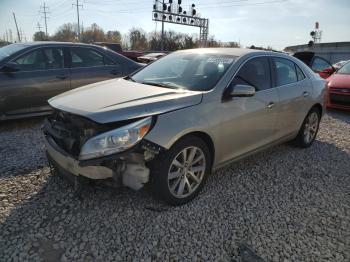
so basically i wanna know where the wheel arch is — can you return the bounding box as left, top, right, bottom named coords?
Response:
left=311, top=103, right=323, bottom=116
left=174, top=131, right=215, bottom=168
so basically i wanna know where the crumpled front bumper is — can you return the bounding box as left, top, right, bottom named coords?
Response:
left=44, top=135, right=114, bottom=180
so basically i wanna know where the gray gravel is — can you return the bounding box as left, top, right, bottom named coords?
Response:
left=0, top=111, right=349, bottom=262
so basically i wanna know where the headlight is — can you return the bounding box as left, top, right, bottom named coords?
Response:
left=79, top=117, right=152, bottom=160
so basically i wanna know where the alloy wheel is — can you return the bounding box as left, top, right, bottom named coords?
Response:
left=303, top=112, right=319, bottom=144
left=167, top=146, right=206, bottom=198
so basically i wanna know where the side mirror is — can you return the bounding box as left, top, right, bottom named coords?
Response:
left=228, top=84, right=256, bottom=97
left=1, top=62, right=20, bottom=73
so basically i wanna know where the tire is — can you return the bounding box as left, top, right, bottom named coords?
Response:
left=150, top=135, right=212, bottom=205
left=292, top=107, right=321, bottom=148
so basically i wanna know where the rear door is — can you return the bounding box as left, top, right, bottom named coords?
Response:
left=0, top=46, right=70, bottom=116
left=69, top=47, right=122, bottom=89
left=272, top=57, right=312, bottom=138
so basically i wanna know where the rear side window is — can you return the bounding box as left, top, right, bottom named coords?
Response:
left=70, top=48, right=113, bottom=68
left=273, top=57, right=298, bottom=86
left=231, top=57, right=271, bottom=91
left=312, top=57, right=332, bottom=72
left=295, top=64, right=306, bottom=81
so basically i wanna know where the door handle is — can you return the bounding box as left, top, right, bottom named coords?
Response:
left=266, top=102, right=275, bottom=109
left=302, top=91, right=310, bottom=97
left=56, top=74, right=67, bottom=80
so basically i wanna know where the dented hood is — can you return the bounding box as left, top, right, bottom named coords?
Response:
left=49, top=78, right=203, bottom=124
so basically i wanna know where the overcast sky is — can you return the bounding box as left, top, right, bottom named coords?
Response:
left=0, top=0, right=349, bottom=50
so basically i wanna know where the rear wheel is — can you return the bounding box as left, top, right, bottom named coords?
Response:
left=292, top=108, right=321, bottom=148
left=150, top=135, right=211, bottom=205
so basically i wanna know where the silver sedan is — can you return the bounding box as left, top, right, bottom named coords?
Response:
left=43, top=48, right=326, bottom=205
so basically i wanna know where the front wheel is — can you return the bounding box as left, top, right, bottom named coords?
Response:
left=292, top=108, right=321, bottom=148
left=150, top=135, right=211, bottom=205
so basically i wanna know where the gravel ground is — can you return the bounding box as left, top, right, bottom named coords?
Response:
left=0, top=110, right=349, bottom=262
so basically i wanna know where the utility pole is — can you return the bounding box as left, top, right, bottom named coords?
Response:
left=39, top=2, right=50, bottom=39
left=5, top=29, right=9, bottom=42
left=37, top=22, right=43, bottom=40
left=37, top=22, right=43, bottom=32
left=9, top=29, right=13, bottom=42
left=72, top=0, right=83, bottom=41
left=13, top=12, right=21, bottom=42
left=161, top=0, right=165, bottom=51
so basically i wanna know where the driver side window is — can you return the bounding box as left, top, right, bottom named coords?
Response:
left=14, top=49, right=47, bottom=71
left=231, top=57, right=271, bottom=91
left=13, top=48, right=64, bottom=71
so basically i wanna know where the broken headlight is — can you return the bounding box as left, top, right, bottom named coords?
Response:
left=79, top=117, right=152, bottom=160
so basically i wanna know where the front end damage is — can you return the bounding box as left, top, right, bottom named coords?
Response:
left=42, top=110, right=163, bottom=190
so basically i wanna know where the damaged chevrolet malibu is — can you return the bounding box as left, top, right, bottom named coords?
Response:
left=43, top=48, right=326, bottom=205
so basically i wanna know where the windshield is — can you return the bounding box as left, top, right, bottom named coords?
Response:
left=0, top=43, right=28, bottom=61
left=130, top=52, right=237, bottom=91
left=337, top=61, right=350, bottom=74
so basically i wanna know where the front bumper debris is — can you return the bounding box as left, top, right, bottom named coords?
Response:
left=44, top=134, right=155, bottom=191
left=45, top=136, right=113, bottom=180
left=42, top=110, right=164, bottom=191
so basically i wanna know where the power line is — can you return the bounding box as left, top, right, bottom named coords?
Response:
left=39, top=2, right=50, bottom=38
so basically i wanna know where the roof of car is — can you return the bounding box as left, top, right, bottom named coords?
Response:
left=176, top=48, right=265, bottom=56
left=19, top=41, right=96, bottom=47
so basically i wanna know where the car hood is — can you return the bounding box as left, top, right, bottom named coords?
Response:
left=327, top=74, right=350, bottom=88
left=49, top=78, right=203, bottom=124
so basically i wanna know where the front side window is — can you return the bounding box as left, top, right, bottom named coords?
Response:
left=312, top=57, right=332, bottom=72
left=70, top=48, right=111, bottom=68
left=0, top=43, right=27, bottom=60
left=13, top=47, right=64, bottom=71
left=131, top=52, right=237, bottom=91
left=273, top=57, right=298, bottom=86
left=230, top=57, right=271, bottom=91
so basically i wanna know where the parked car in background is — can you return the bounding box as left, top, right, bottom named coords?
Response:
left=137, top=52, right=167, bottom=64
left=94, top=42, right=143, bottom=62
left=43, top=48, right=326, bottom=205
left=333, top=60, right=350, bottom=70
left=293, top=51, right=335, bottom=79
left=326, top=61, right=350, bottom=110
left=0, top=42, right=142, bottom=120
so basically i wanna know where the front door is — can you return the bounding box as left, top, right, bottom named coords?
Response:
left=0, top=47, right=70, bottom=116
left=215, top=56, right=279, bottom=164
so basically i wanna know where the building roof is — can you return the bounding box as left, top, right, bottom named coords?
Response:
left=285, top=41, right=350, bottom=51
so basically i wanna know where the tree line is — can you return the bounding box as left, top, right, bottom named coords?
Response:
left=33, top=22, right=241, bottom=51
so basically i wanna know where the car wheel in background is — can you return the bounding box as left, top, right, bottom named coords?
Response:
left=150, top=135, right=211, bottom=205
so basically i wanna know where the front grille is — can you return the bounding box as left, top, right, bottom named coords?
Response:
left=43, top=110, right=102, bottom=157
left=331, top=87, right=350, bottom=94
left=329, top=93, right=350, bottom=107
left=43, top=110, right=136, bottom=158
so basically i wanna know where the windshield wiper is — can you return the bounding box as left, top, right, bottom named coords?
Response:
left=140, top=81, right=172, bottom=88
left=124, top=75, right=136, bottom=82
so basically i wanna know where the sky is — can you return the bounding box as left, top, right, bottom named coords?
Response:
left=0, top=0, right=349, bottom=50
